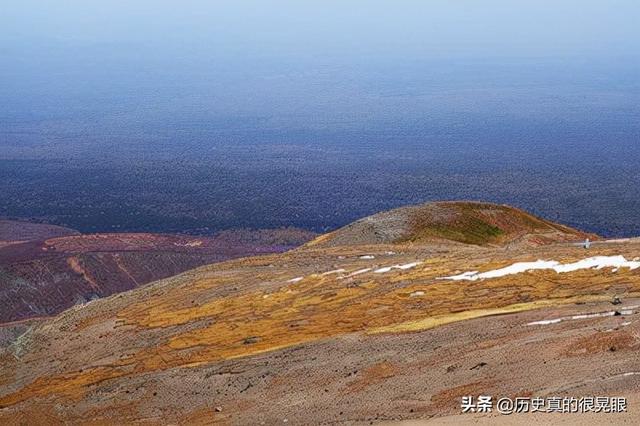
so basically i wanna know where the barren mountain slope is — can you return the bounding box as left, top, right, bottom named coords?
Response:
left=0, top=226, right=314, bottom=323
left=0, top=203, right=638, bottom=425
left=307, top=201, right=597, bottom=248
left=0, top=220, right=79, bottom=247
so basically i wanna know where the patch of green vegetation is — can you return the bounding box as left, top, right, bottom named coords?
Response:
left=415, top=216, right=505, bottom=245
left=398, top=202, right=584, bottom=246
left=399, top=203, right=525, bottom=246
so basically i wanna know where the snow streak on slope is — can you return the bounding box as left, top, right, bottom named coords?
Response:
left=374, top=262, right=422, bottom=274
left=527, top=305, right=638, bottom=326
left=440, top=256, right=640, bottom=281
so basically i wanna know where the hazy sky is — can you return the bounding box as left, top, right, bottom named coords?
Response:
left=2, top=1, right=639, bottom=56
left=1, top=2, right=640, bottom=237
left=1, top=1, right=639, bottom=162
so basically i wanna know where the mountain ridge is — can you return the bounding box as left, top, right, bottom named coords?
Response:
left=306, top=201, right=597, bottom=248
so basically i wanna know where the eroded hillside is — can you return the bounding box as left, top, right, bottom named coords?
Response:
left=0, top=203, right=638, bottom=424
left=0, top=224, right=314, bottom=323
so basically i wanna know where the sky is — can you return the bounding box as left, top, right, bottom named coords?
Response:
left=1, top=1, right=639, bottom=160
left=1, top=1, right=639, bottom=56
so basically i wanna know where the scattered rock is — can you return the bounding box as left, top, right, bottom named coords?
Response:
left=612, top=296, right=622, bottom=305
left=470, top=362, right=487, bottom=370
left=243, top=336, right=261, bottom=345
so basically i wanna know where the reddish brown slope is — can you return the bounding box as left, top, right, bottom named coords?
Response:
left=0, top=227, right=314, bottom=324
left=0, top=220, right=79, bottom=247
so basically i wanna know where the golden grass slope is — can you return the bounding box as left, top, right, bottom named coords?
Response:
left=1, top=240, right=639, bottom=414
left=0, top=203, right=636, bottom=423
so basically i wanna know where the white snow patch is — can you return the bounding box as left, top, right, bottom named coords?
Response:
left=339, top=268, right=372, bottom=279
left=570, top=311, right=617, bottom=320
left=528, top=318, right=563, bottom=326
left=554, top=256, right=640, bottom=273
left=287, top=277, right=303, bottom=283
left=605, top=238, right=631, bottom=243
left=350, top=268, right=372, bottom=276
left=359, top=255, right=375, bottom=259
left=410, top=291, right=425, bottom=297
left=527, top=306, right=637, bottom=326
left=439, top=256, right=640, bottom=281
left=374, top=262, right=422, bottom=274
left=398, top=262, right=422, bottom=270
left=444, top=271, right=478, bottom=281
left=321, top=269, right=346, bottom=276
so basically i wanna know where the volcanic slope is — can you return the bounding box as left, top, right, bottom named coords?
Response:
left=1, top=202, right=639, bottom=425
left=307, top=201, right=596, bottom=248
left=0, top=224, right=314, bottom=323
left=0, top=220, right=79, bottom=247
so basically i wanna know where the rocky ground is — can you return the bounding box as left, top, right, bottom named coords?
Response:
left=0, top=220, right=80, bottom=243
left=0, top=222, right=314, bottom=323
left=0, top=202, right=638, bottom=424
